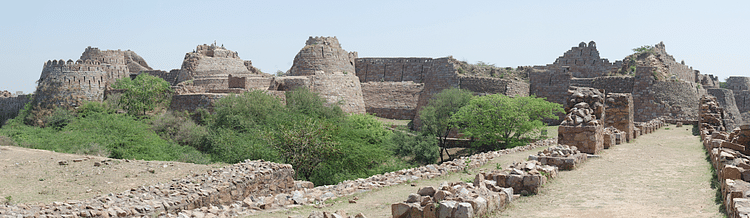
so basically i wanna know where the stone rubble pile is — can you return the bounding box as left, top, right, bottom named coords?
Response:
left=701, top=95, right=729, bottom=133
left=391, top=160, right=558, bottom=218
left=0, top=90, right=12, bottom=98
left=528, top=145, right=587, bottom=170
left=480, top=161, right=558, bottom=195
left=305, top=210, right=366, bottom=218
left=561, top=87, right=605, bottom=127
left=700, top=94, right=750, bottom=218
left=559, top=87, right=606, bottom=154
left=0, top=137, right=555, bottom=217
left=602, top=127, right=624, bottom=148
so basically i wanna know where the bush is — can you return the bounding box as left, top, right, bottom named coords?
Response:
left=387, top=131, right=439, bottom=165
left=285, top=87, right=344, bottom=120
left=211, top=90, right=286, bottom=132
left=111, top=74, right=172, bottom=116
left=148, top=111, right=208, bottom=148
left=44, top=107, right=76, bottom=130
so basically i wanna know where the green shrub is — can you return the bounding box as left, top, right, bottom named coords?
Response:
left=285, top=87, right=344, bottom=120
left=387, top=131, right=439, bottom=165
left=203, top=128, right=278, bottom=164
left=211, top=90, right=286, bottom=132
left=44, top=107, right=76, bottom=130
left=148, top=111, right=208, bottom=148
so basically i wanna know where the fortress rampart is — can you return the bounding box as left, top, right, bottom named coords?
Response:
left=288, top=36, right=357, bottom=76
left=361, top=81, right=423, bottom=120
left=727, top=76, right=750, bottom=92
left=632, top=66, right=702, bottom=122
left=545, top=41, right=622, bottom=78
left=0, top=94, right=31, bottom=126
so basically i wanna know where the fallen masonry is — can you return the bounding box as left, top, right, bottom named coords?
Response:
left=392, top=160, right=558, bottom=218
left=528, top=144, right=588, bottom=170
left=700, top=95, right=750, bottom=218
left=558, top=87, right=606, bottom=154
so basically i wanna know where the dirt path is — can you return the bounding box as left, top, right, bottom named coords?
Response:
left=496, top=125, right=721, bottom=218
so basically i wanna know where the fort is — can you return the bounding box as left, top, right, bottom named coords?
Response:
left=2, top=38, right=749, bottom=129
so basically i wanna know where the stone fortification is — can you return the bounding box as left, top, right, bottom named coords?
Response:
left=175, top=43, right=262, bottom=89
left=360, top=81, right=423, bottom=120
left=0, top=94, right=31, bottom=127
left=604, top=93, right=635, bottom=142
left=529, top=70, right=572, bottom=106
left=727, top=76, right=750, bottom=91
left=649, top=42, right=697, bottom=82
left=699, top=94, right=750, bottom=217
left=307, top=72, right=366, bottom=114
left=288, top=36, right=357, bottom=76
left=590, top=76, right=634, bottom=94
left=458, top=75, right=529, bottom=97
left=33, top=47, right=138, bottom=111
left=558, top=87, right=606, bottom=154
left=139, top=69, right=180, bottom=86
left=169, top=93, right=228, bottom=113
left=356, top=57, right=529, bottom=122
left=697, top=73, right=720, bottom=89
left=545, top=41, right=622, bottom=78
left=707, top=88, right=744, bottom=129
left=79, top=46, right=152, bottom=75
left=632, top=66, right=702, bottom=122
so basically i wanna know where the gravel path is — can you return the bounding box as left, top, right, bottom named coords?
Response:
left=496, top=125, right=721, bottom=218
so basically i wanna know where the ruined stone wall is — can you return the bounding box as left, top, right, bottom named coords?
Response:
left=545, top=41, right=622, bottom=78
left=308, top=73, right=366, bottom=114
left=697, top=73, right=720, bottom=89
left=175, top=44, right=260, bottom=88
left=80, top=46, right=152, bottom=75
left=355, top=58, right=434, bottom=83
left=34, top=60, right=129, bottom=109
left=632, top=66, right=701, bottom=122
left=736, top=90, right=750, bottom=114
left=591, top=76, right=634, bottom=94
left=458, top=76, right=529, bottom=97
left=288, top=36, right=357, bottom=76
left=228, top=74, right=273, bottom=91
left=529, top=70, right=571, bottom=105
left=414, top=58, right=461, bottom=126
left=604, top=93, right=635, bottom=141
left=361, top=81, right=423, bottom=120
left=727, top=76, right=750, bottom=91
left=651, top=42, right=696, bottom=82
left=707, top=88, right=744, bottom=130
left=0, top=94, right=31, bottom=126
left=169, top=93, right=227, bottom=113
left=137, top=70, right=180, bottom=85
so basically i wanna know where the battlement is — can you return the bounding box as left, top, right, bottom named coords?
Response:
left=305, top=36, right=341, bottom=47
left=547, top=41, right=621, bottom=78
left=192, top=42, right=240, bottom=59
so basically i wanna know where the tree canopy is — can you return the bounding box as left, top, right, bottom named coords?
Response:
left=112, top=74, right=172, bottom=116
left=418, top=88, right=473, bottom=161
left=451, top=94, right=562, bottom=151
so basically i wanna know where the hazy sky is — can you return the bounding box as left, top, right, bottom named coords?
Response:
left=2, top=0, right=748, bottom=93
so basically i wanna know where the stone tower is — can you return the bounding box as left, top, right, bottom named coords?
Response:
left=287, top=36, right=357, bottom=76
left=175, top=43, right=262, bottom=90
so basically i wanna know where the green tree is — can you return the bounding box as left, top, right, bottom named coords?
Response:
left=112, top=74, right=172, bottom=116
left=418, top=88, right=473, bottom=161
left=269, top=118, right=342, bottom=180
left=451, top=94, right=562, bottom=151
left=285, top=87, right=344, bottom=120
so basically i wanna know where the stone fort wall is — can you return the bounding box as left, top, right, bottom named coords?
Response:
left=288, top=37, right=357, bottom=76
left=35, top=59, right=130, bottom=109
left=361, top=81, right=423, bottom=120
left=632, top=66, right=702, bottom=122
left=545, top=41, right=622, bottom=78
left=707, top=88, right=743, bottom=129
left=0, top=94, right=31, bottom=126
left=727, top=76, right=750, bottom=91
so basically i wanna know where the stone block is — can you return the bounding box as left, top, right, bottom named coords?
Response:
left=558, top=125, right=604, bottom=154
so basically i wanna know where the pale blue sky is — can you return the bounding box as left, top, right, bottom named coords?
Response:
left=2, top=0, right=748, bottom=93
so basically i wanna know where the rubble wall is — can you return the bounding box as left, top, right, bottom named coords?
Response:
left=591, top=76, right=634, bottom=94
left=361, top=81, right=423, bottom=120
left=736, top=90, right=750, bottom=114
left=169, top=93, right=227, bottom=113
left=355, top=58, right=434, bottom=83
left=632, top=67, right=701, bottom=122
left=707, top=88, right=744, bottom=130
left=605, top=93, right=635, bottom=141
left=0, top=95, right=31, bottom=126
left=545, top=41, right=622, bottom=78
left=529, top=70, right=571, bottom=106
left=727, top=76, right=750, bottom=91
left=288, top=36, right=357, bottom=76
left=458, top=76, right=529, bottom=97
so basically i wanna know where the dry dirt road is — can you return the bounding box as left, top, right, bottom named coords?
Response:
left=496, top=125, right=721, bottom=218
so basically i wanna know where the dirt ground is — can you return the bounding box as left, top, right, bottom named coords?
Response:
left=0, top=138, right=222, bottom=204
left=496, top=125, right=721, bottom=218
